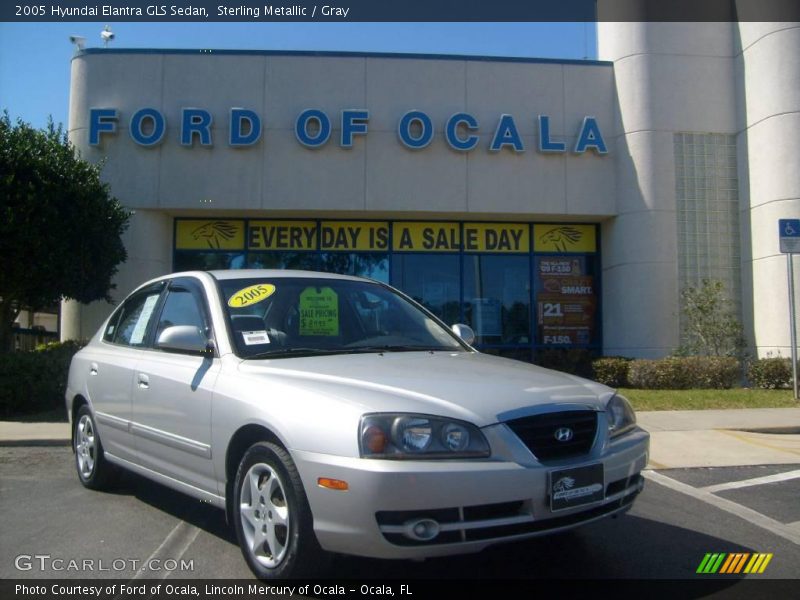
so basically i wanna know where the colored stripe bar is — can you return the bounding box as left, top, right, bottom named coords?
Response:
left=732, top=553, right=750, bottom=574
left=758, top=554, right=773, bottom=573
left=719, top=554, right=736, bottom=574
left=709, top=553, right=726, bottom=573
left=697, top=553, right=714, bottom=573
left=744, top=554, right=759, bottom=573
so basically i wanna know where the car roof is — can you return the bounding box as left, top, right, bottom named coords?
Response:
left=206, top=269, right=371, bottom=283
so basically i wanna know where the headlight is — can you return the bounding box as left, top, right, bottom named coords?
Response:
left=360, top=414, right=490, bottom=459
left=607, top=394, right=636, bottom=438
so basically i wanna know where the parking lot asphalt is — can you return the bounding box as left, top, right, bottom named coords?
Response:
left=1, top=446, right=798, bottom=582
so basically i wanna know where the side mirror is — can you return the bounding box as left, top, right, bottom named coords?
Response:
left=156, top=325, right=211, bottom=355
left=451, top=323, right=476, bottom=345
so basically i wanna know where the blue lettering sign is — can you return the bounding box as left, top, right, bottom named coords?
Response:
left=181, top=108, right=213, bottom=146
left=89, top=108, right=118, bottom=146
left=229, top=108, right=261, bottom=147
left=341, top=109, right=369, bottom=147
left=574, top=116, right=608, bottom=154
left=538, top=115, right=566, bottom=153
left=398, top=110, right=433, bottom=149
left=295, top=109, right=331, bottom=148
left=490, top=114, right=524, bottom=152
left=445, top=113, right=479, bottom=151
left=129, top=108, right=165, bottom=147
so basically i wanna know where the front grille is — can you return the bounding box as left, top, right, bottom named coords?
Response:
left=506, top=410, right=598, bottom=462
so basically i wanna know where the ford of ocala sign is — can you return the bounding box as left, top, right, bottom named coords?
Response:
left=89, top=108, right=608, bottom=155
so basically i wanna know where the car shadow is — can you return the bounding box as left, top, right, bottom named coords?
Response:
left=105, top=468, right=238, bottom=546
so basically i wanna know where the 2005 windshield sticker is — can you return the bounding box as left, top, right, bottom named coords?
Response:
left=228, top=284, right=276, bottom=308
left=299, top=287, right=339, bottom=336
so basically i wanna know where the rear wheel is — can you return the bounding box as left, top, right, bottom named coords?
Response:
left=233, top=441, right=327, bottom=579
left=73, top=405, right=116, bottom=490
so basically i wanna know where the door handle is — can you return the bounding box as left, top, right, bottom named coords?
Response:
left=137, top=373, right=149, bottom=389
left=90, top=362, right=98, bottom=375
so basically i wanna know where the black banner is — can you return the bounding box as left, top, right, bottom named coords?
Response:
left=2, top=578, right=800, bottom=600
left=3, top=0, right=800, bottom=23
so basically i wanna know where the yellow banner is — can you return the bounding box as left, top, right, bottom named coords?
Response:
left=534, top=224, right=596, bottom=253
left=463, top=223, right=529, bottom=253
left=175, top=220, right=245, bottom=250
left=392, top=222, right=461, bottom=252
left=320, top=221, right=390, bottom=251
left=248, top=220, right=318, bottom=251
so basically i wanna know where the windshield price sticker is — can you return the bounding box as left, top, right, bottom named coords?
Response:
left=242, top=331, right=270, bottom=346
left=228, top=284, right=276, bottom=308
left=299, top=287, right=339, bottom=336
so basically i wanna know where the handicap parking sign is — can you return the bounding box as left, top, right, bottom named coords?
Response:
left=779, top=219, right=800, bottom=254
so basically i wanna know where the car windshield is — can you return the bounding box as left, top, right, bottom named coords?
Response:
left=219, top=277, right=466, bottom=359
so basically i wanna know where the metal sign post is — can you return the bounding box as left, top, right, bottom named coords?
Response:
left=779, top=219, right=800, bottom=400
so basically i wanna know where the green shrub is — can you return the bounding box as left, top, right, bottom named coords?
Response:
left=592, top=357, right=632, bottom=387
left=690, top=356, right=742, bottom=389
left=628, top=356, right=740, bottom=390
left=0, top=340, right=85, bottom=417
left=747, top=357, right=792, bottom=389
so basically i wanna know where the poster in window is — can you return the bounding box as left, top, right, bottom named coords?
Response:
left=535, top=257, right=597, bottom=346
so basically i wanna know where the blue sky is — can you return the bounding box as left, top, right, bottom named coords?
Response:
left=0, top=22, right=597, bottom=130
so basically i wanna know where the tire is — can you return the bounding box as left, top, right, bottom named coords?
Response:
left=232, top=441, right=328, bottom=579
left=73, top=405, right=116, bottom=490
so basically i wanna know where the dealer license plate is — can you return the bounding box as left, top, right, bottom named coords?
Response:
left=549, top=463, right=604, bottom=511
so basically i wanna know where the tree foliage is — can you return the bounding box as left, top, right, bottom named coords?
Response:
left=677, top=279, right=746, bottom=357
left=0, top=112, right=130, bottom=351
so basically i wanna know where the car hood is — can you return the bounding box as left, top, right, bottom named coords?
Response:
left=237, top=351, right=613, bottom=427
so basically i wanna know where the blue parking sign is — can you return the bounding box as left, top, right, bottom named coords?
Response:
left=779, top=219, right=800, bottom=253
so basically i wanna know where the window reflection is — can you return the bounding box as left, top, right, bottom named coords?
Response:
left=391, top=254, right=460, bottom=324
left=463, top=255, right=531, bottom=345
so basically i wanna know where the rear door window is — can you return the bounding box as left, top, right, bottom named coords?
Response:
left=110, top=286, right=164, bottom=347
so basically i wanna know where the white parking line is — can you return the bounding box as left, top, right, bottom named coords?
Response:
left=642, top=470, right=800, bottom=546
left=701, top=469, right=800, bottom=494
left=132, top=520, right=201, bottom=580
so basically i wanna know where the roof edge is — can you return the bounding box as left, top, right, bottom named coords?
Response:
left=74, top=47, right=612, bottom=67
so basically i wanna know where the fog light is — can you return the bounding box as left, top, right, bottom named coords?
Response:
left=403, top=518, right=440, bottom=541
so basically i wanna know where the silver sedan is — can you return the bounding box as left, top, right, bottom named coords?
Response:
left=66, top=270, right=649, bottom=579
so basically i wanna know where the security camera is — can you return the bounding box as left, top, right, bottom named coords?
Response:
left=69, top=35, right=86, bottom=50
left=101, top=25, right=114, bottom=47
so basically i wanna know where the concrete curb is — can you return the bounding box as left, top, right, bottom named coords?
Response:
left=0, top=439, right=71, bottom=447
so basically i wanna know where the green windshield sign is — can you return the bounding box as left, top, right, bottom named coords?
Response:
left=299, top=287, right=339, bottom=336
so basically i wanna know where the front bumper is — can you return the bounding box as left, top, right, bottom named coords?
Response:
left=293, top=425, right=649, bottom=559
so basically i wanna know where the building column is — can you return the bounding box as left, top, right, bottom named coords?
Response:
left=736, top=23, right=800, bottom=357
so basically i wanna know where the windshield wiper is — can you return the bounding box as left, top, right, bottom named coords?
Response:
left=342, top=345, right=456, bottom=354
left=244, top=348, right=346, bottom=360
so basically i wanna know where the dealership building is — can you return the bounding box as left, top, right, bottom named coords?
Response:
left=61, top=22, right=800, bottom=360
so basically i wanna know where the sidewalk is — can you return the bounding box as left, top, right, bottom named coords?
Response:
left=637, top=408, right=800, bottom=469
left=0, top=421, right=70, bottom=446
left=1, top=408, right=799, bottom=469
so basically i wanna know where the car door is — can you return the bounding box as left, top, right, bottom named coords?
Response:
left=86, top=282, right=166, bottom=462
left=130, top=277, right=220, bottom=495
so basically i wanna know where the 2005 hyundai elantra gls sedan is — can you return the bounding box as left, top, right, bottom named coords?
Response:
left=66, top=270, right=648, bottom=579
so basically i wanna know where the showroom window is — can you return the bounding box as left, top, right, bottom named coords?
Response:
left=173, top=218, right=601, bottom=357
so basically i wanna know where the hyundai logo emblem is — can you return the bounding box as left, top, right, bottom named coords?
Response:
left=554, top=427, right=574, bottom=442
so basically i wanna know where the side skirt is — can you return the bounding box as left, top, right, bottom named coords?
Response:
left=104, top=451, right=226, bottom=510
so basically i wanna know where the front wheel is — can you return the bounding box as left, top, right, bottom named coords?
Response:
left=73, top=405, right=116, bottom=490
left=233, top=442, right=327, bottom=579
